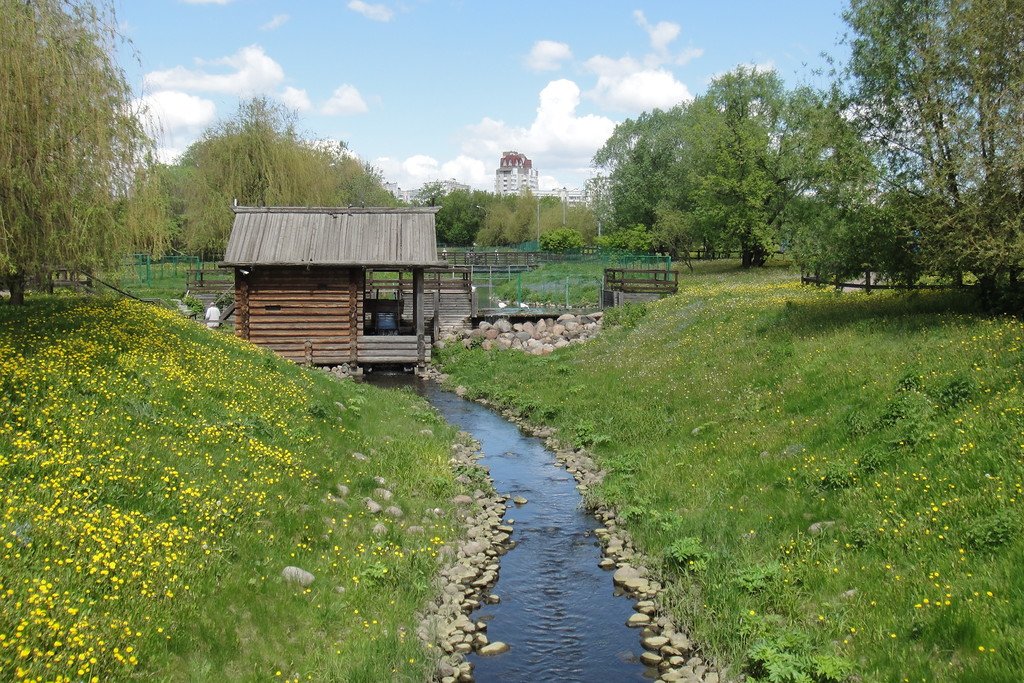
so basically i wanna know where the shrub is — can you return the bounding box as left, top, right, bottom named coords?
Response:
left=664, top=536, right=711, bottom=572
left=540, top=227, right=585, bottom=252
left=603, top=302, right=648, bottom=330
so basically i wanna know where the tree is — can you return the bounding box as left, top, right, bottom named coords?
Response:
left=419, top=187, right=491, bottom=246
left=843, top=0, right=1024, bottom=295
left=476, top=192, right=537, bottom=246
left=178, top=98, right=393, bottom=251
left=0, top=0, right=167, bottom=303
left=593, top=108, right=690, bottom=232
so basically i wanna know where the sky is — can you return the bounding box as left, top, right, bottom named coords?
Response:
left=119, top=1, right=851, bottom=193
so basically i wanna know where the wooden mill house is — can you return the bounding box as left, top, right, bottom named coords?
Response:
left=220, top=206, right=462, bottom=374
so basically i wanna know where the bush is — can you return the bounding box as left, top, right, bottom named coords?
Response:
left=603, top=302, right=648, bottom=330
left=596, top=223, right=653, bottom=252
left=540, top=227, right=585, bottom=252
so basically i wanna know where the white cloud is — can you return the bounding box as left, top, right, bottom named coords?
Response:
left=525, top=40, right=572, bottom=71
left=347, top=0, right=394, bottom=22
left=633, top=10, right=680, bottom=54
left=260, top=14, right=289, bottom=31
left=321, top=84, right=369, bottom=115
left=374, top=80, right=617, bottom=191
left=279, top=86, right=312, bottom=112
left=134, top=90, right=217, bottom=162
left=675, top=46, right=704, bottom=66
left=461, top=79, right=616, bottom=180
left=144, top=45, right=284, bottom=95
left=376, top=154, right=491, bottom=191
left=584, top=55, right=691, bottom=111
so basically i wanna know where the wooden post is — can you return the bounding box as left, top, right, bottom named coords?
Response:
left=414, top=268, right=425, bottom=372
left=350, top=268, right=360, bottom=367
left=865, top=270, right=872, bottom=294
left=432, top=289, right=440, bottom=342
left=236, top=269, right=250, bottom=340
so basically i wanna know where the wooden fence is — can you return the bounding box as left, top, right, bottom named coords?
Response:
left=602, top=268, right=678, bottom=308
left=186, top=268, right=234, bottom=294
left=800, top=271, right=958, bottom=292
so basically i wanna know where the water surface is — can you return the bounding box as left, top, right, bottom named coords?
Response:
left=368, top=373, right=650, bottom=682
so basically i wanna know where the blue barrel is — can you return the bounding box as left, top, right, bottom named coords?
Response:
left=376, top=312, right=397, bottom=333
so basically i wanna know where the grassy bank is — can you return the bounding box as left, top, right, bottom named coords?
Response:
left=436, top=262, right=1024, bottom=682
left=0, top=296, right=464, bottom=682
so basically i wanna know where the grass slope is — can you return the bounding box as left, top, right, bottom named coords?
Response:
left=0, top=296, right=464, bottom=682
left=436, top=263, right=1024, bottom=682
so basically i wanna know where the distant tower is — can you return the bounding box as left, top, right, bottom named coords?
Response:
left=494, top=151, right=539, bottom=195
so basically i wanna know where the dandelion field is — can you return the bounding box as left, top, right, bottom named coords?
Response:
left=0, top=296, right=464, bottom=681
left=436, top=262, right=1024, bottom=682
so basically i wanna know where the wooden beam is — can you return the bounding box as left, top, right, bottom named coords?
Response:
left=414, top=267, right=425, bottom=370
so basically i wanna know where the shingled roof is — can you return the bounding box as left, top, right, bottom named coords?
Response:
left=220, top=206, right=443, bottom=267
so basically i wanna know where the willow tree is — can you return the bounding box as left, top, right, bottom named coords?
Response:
left=179, top=98, right=395, bottom=252
left=0, top=0, right=165, bottom=304
left=845, top=0, right=1024, bottom=293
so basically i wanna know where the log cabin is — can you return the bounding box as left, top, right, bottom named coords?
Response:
left=219, top=206, right=445, bottom=373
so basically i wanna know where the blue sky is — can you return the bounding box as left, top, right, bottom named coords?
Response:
left=121, top=1, right=850, bottom=192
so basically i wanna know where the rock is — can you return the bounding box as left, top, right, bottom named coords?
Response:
left=643, top=635, right=669, bottom=651
left=385, top=505, right=404, bottom=518
left=455, top=385, right=468, bottom=397
left=512, top=496, right=528, bottom=505
left=374, top=488, right=393, bottom=501
left=808, top=520, right=836, bottom=535
left=352, top=451, right=368, bottom=461
left=407, top=525, right=425, bottom=534
left=335, top=484, right=349, bottom=497
left=627, top=613, right=651, bottom=627
left=364, top=498, right=383, bottom=514
left=841, top=588, right=858, bottom=599
left=639, top=651, right=663, bottom=667
left=372, top=523, right=388, bottom=535
left=281, top=566, right=314, bottom=587
left=374, top=476, right=387, bottom=485
left=451, top=494, right=474, bottom=505
left=613, top=564, right=644, bottom=586
left=478, top=641, right=509, bottom=656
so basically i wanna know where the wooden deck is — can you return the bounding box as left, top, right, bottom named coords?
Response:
left=602, top=268, right=678, bottom=308
left=357, top=335, right=431, bottom=364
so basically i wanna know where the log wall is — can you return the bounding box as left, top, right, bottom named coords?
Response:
left=234, top=266, right=362, bottom=365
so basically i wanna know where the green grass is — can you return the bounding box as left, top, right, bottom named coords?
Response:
left=0, top=294, right=467, bottom=681
left=436, top=261, right=1024, bottom=682
left=487, top=262, right=605, bottom=308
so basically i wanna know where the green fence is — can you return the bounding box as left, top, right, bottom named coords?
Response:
left=123, top=254, right=202, bottom=287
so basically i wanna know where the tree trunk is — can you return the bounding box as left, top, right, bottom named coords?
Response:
left=7, top=272, right=26, bottom=305
left=741, top=244, right=767, bottom=268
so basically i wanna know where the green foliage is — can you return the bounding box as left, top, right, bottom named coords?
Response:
left=664, top=536, right=711, bottom=573
left=745, top=635, right=852, bottom=683
left=596, top=224, right=654, bottom=253
left=602, top=302, right=648, bottom=330
left=844, top=0, right=1024, bottom=291
left=733, top=562, right=783, bottom=594
left=0, top=0, right=168, bottom=301
left=540, top=227, right=585, bottom=252
left=963, top=510, right=1016, bottom=551
left=178, top=97, right=394, bottom=251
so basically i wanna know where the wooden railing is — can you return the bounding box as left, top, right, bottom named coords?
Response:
left=186, top=268, right=234, bottom=293
left=603, top=268, right=679, bottom=294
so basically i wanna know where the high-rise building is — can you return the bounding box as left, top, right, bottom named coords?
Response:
left=494, top=151, right=539, bottom=195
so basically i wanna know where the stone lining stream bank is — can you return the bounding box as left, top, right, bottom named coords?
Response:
left=370, top=371, right=724, bottom=682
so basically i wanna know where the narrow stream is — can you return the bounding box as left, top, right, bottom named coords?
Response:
left=369, top=373, right=650, bottom=682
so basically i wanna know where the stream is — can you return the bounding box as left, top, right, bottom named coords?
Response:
left=369, top=373, right=650, bottom=681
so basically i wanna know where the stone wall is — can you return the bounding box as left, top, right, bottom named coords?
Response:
left=437, top=312, right=603, bottom=356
